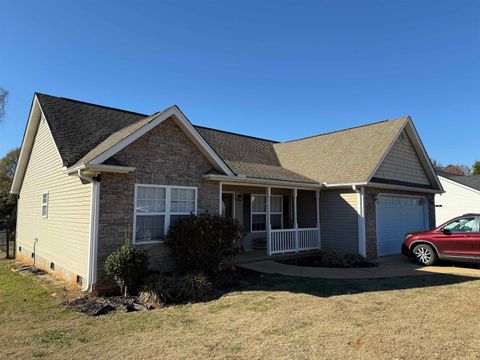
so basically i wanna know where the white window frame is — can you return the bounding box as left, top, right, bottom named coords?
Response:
left=270, top=195, right=284, bottom=230
left=41, top=192, right=49, bottom=218
left=133, top=184, right=197, bottom=245
left=251, top=194, right=283, bottom=233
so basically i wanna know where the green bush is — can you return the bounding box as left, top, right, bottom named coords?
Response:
left=104, top=243, right=148, bottom=296
left=138, top=273, right=176, bottom=305
left=165, top=214, right=243, bottom=274
left=177, top=273, right=212, bottom=302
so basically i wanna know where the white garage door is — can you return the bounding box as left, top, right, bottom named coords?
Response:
left=376, top=195, right=428, bottom=256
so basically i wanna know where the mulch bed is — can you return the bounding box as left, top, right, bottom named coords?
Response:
left=276, top=254, right=377, bottom=268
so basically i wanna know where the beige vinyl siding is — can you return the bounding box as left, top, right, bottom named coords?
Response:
left=16, top=117, right=92, bottom=278
left=320, top=190, right=359, bottom=254
left=374, top=131, right=430, bottom=186
left=435, top=177, right=480, bottom=225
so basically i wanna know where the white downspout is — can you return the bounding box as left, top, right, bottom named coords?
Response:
left=78, top=169, right=99, bottom=293
left=352, top=185, right=367, bottom=258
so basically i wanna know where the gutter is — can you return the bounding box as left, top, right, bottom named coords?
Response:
left=322, top=182, right=368, bottom=188
left=352, top=185, right=367, bottom=257
left=77, top=169, right=100, bottom=293
left=203, top=173, right=322, bottom=189
left=66, top=163, right=136, bottom=175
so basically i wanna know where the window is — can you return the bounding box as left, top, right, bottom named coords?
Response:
left=270, top=195, right=283, bottom=230
left=251, top=194, right=283, bottom=232
left=42, top=192, right=49, bottom=218
left=170, top=188, right=196, bottom=225
left=134, top=185, right=197, bottom=244
left=443, top=217, right=477, bottom=233
left=251, top=195, right=266, bottom=231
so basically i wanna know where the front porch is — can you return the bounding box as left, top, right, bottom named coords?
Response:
left=220, top=184, right=321, bottom=256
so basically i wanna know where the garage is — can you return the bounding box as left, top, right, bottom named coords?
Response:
left=376, top=195, right=428, bottom=256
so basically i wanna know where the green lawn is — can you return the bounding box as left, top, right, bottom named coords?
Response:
left=1, top=259, right=480, bottom=359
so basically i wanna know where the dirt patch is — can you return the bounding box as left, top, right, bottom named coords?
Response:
left=15, top=265, right=47, bottom=275
left=64, top=296, right=152, bottom=316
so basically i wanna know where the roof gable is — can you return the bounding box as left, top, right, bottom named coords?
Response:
left=274, top=117, right=409, bottom=185
left=75, top=106, right=234, bottom=176
left=372, top=130, right=431, bottom=187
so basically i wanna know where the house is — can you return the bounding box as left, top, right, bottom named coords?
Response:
left=11, top=93, right=443, bottom=292
left=435, top=171, right=480, bottom=225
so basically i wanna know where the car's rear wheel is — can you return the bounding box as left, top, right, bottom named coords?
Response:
left=412, top=244, right=437, bottom=266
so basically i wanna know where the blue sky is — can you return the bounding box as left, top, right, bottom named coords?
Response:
left=0, top=0, right=479, bottom=166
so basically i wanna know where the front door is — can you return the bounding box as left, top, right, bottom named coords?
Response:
left=222, top=193, right=234, bottom=219
left=433, top=216, right=478, bottom=256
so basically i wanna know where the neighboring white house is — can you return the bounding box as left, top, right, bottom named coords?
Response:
left=435, top=171, right=480, bottom=225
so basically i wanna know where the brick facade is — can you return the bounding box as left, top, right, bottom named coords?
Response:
left=363, top=187, right=436, bottom=260
left=95, top=118, right=220, bottom=293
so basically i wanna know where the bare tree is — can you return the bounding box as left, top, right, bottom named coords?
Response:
left=431, top=159, right=443, bottom=171
left=0, top=88, right=8, bottom=121
left=442, top=164, right=470, bottom=176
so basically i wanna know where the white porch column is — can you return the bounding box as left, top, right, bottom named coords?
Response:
left=293, top=188, right=298, bottom=252
left=266, top=186, right=271, bottom=256
left=219, top=182, right=223, bottom=216
left=316, top=189, right=321, bottom=249
left=358, top=187, right=366, bottom=257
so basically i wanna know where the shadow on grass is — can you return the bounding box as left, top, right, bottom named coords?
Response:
left=231, top=270, right=479, bottom=299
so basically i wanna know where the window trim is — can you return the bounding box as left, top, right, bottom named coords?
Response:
left=250, top=194, right=283, bottom=233
left=41, top=191, right=49, bottom=218
left=133, top=184, right=198, bottom=245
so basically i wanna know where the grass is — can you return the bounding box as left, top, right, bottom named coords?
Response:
left=1, top=259, right=480, bottom=359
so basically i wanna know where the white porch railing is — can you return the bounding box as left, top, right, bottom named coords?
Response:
left=269, top=228, right=320, bottom=255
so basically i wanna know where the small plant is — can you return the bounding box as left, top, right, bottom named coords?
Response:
left=104, top=243, right=148, bottom=296
left=177, top=273, right=212, bottom=302
left=138, top=273, right=175, bottom=305
left=165, top=214, right=243, bottom=275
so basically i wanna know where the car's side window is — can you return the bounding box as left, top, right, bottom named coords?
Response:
left=443, top=217, right=476, bottom=233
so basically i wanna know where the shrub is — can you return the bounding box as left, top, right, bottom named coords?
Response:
left=319, top=250, right=346, bottom=267
left=138, top=274, right=176, bottom=305
left=165, top=214, right=243, bottom=274
left=177, top=273, right=213, bottom=302
left=104, top=243, right=148, bottom=296
left=343, top=253, right=376, bottom=268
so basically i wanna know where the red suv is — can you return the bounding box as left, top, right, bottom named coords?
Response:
left=402, top=214, right=480, bottom=266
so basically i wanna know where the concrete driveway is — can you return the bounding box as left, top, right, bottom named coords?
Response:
left=238, top=255, right=480, bottom=279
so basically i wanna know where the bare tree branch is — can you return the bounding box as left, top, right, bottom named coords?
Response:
left=0, top=88, right=8, bottom=121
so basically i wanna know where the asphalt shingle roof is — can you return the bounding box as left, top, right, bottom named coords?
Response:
left=274, top=118, right=409, bottom=184
left=35, top=93, right=413, bottom=186
left=36, top=94, right=317, bottom=183
left=437, top=171, right=480, bottom=191
left=37, top=93, right=146, bottom=167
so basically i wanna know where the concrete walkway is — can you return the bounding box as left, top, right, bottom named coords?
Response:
left=237, top=255, right=480, bottom=279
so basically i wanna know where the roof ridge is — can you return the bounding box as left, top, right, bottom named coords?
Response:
left=280, top=116, right=409, bottom=144
left=194, top=125, right=279, bottom=143
left=35, top=92, right=148, bottom=117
